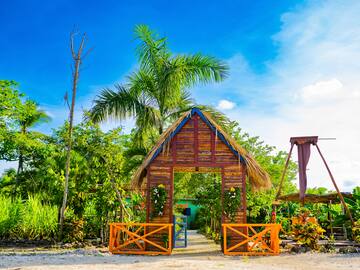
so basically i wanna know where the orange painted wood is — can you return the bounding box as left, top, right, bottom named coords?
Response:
left=109, top=223, right=173, bottom=255
left=222, top=224, right=281, bottom=256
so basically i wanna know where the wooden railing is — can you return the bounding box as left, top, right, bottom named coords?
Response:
left=109, top=223, right=173, bottom=255
left=222, top=223, right=281, bottom=256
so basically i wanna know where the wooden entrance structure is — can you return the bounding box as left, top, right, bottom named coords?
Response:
left=110, top=108, right=277, bottom=255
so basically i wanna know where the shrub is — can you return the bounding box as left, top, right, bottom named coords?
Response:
left=353, top=220, right=360, bottom=243
left=62, top=208, right=84, bottom=243
left=291, top=209, right=325, bottom=250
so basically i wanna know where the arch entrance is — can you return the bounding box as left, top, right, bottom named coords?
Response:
left=109, top=108, right=280, bottom=255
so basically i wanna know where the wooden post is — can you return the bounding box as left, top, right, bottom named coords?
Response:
left=275, top=143, right=294, bottom=200
left=315, top=144, right=354, bottom=225
left=328, top=200, right=334, bottom=237
left=223, top=224, right=227, bottom=254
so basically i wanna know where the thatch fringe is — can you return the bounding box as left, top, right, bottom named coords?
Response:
left=131, top=108, right=271, bottom=190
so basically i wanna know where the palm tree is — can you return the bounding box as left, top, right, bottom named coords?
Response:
left=16, top=100, right=50, bottom=180
left=89, top=25, right=229, bottom=144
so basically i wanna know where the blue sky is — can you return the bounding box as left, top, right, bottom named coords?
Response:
left=1, top=0, right=360, bottom=191
left=1, top=0, right=295, bottom=111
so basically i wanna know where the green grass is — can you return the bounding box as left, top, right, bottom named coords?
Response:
left=0, top=195, right=58, bottom=240
left=0, top=196, right=22, bottom=238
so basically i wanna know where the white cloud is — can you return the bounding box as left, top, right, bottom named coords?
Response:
left=299, top=78, right=343, bottom=102
left=193, top=0, right=360, bottom=191
left=217, top=99, right=236, bottom=110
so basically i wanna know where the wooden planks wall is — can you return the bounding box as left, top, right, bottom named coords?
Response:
left=145, top=112, right=247, bottom=251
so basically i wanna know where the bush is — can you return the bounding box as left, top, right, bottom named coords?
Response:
left=291, top=209, right=325, bottom=250
left=62, top=208, right=84, bottom=243
left=353, top=220, right=360, bottom=243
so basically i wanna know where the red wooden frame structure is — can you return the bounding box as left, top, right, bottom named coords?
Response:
left=274, top=136, right=354, bottom=225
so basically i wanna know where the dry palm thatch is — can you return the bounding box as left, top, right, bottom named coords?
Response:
left=277, top=192, right=353, bottom=204
left=131, top=108, right=271, bottom=190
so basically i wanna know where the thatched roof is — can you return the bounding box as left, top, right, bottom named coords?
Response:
left=277, top=192, right=353, bottom=204
left=132, top=107, right=271, bottom=190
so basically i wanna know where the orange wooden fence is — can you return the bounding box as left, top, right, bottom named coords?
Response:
left=109, top=223, right=173, bottom=255
left=222, top=223, right=281, bottom=256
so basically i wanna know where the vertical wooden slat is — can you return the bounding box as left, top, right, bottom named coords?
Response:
left=169, top=167, right=174, bottom=224
left=146, top=167, right=151, bottom=223
left=211, top=129, right=215, bottom=163
left=242, top=168, right=247, bottom=223
left=221, top=166, right=225, bottom=224
left=172, top=135, right=177, bottom=165
left=194, top=114, right=199, bottom=163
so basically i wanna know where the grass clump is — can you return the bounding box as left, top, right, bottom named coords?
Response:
left=0, top=195, right=58, bottom=240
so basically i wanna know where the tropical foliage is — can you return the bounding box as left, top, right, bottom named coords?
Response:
left=89, top=25, right=229, bottom=147
left=291, top=209, right=326, bottom=250
left=0, top=24, right=359, bottom=250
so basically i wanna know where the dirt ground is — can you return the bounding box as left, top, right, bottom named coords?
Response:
left=1, top=231, right=359, bottom=270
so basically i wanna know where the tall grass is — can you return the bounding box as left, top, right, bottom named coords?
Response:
left=0, top=195, right=58, bottom=240
left=0, top=196, right=22, bottom=238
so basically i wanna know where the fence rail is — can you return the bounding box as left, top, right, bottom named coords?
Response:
left=109, top=223, right=173, bottom=255
left=222, top=223, right=281, bottom=256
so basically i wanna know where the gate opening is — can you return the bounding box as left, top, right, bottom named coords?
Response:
left=173, top=170, right=221, bottom=250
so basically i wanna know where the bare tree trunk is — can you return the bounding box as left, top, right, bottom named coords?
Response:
left=15, top=150, right=23, bottom=185
left=15, top=127, right=26, bottom=187
left=59, top=31, right=90, bottom=240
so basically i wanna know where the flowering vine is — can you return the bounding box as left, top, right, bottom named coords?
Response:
left=151, top=184, right=167, bottom=217
left=223, top=187, right=242, bottom=222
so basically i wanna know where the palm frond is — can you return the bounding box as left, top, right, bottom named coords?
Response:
left=164, top=90, right=194, bottom=123
left=171, top=53, right=229, bottom=87
left=134, top=24, right=169, bottom=73
left=89, top=85, right=139, bottom=123
left=19, top=100, right=51, bottom=129
left=127, top=70, right=158, bottom=107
